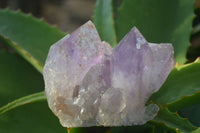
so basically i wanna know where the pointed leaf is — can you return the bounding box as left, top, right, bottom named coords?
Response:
left=152, top=107, right=199, bottom=133
left=150, top=58, right=200, bottom=106
left=0, top=9, right=66, bottom=73
left=167, top=92, right=200, bottom=112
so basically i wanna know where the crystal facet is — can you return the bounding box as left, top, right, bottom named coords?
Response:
left=43, top=20, right=175, bottom=127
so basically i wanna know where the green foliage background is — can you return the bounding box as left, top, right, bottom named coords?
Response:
left=0, top=0, right=200, bottom=133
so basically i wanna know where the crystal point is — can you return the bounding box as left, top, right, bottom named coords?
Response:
left=43, top=21, right=175, bottom=127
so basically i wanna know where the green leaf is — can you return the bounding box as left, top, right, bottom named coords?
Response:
left=0, top=92, right=46, bottom=115
left=179, top=104, right=200, bottom=127
left=93, top=0, right=117, bottom=47
left=151, top=125, right=168, bottom=133
left=167, top=92, right=200, bottom=112
left=0, top=9, right=66, bottom=73
left=0, top=50, right=44, bottom=106
left=0, top=101, right=66, bottom=133
left=0, top=50, right=65, bottom=132
left=152, top=107, right=199, bottom=133
left=116, top=0, right=195, bottom=64
left=150, top=58, right=200, bottom=106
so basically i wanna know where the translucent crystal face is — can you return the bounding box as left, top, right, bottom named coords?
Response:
left=43, top=20, right=175, bottom=127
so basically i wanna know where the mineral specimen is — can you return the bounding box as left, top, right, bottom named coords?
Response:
left=43, top=20, right=175, bottom=127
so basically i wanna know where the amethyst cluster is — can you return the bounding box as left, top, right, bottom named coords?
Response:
left=43, top=21, right=175, bottom=127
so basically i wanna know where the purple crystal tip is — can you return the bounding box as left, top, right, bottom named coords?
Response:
left=43, top=20, right=175, bottom=127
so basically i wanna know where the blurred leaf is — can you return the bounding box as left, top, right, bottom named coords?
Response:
left=116, top=0, right=195, bottom=64
left=167, top=92, right=200, bottom=112
left=151, top=125, right=168, bottom=133
left=0, top=9, right=66, bottom=73
left=0, top=50, right=65, bottom=132
left=152, top=107, right=199, bottom=133
left=0, top=101, right=66, bottom=133
left=0, top=50, right=44, bottom=106
left=93, top=0, right=117, bottom=47
left=0, top=92, right=46, bottom=114
left=179, top=104, right=200, bottom=127
left=150, top=58, right=200, bottom=107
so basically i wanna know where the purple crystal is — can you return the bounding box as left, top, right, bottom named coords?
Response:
left=43, top=21, right=175, bottom=127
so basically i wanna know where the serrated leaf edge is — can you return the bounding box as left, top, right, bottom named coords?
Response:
left=152, top=106, right=199, bottom=133
left=0, top=35, right=43, bottom=73
left=0, top=9, right=65, bottom=73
